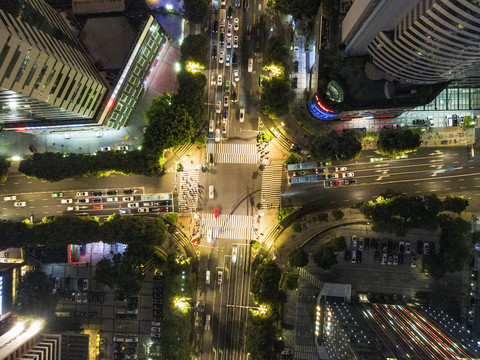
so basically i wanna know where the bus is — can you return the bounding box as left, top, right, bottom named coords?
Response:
left=291, top=175, right=320, bottom=184
left=287, top=162, right=317, bottom=171
left=248, top=58, right=253, bottom=72
left=55, top=311, right=71, bottom=317
left=212, top=0, right=219, bottom=12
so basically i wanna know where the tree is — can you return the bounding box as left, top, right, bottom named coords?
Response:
left=291, top=222, right=302, bottom=232
left=282, top=272, right=299, bottom=290
left=268, top=0, right=321, bottom=20
left=377, top=128, right=421, bottom=157
left=332, top=209, right=344, bottom=220
left=260, top=77, right=294, bottom=118
left=263, top=36, right=291, bottom=78
left=442, top=195, right=469, bottom=213
left=285, top=153, right=299, bottom=165
left=250, top=259, right=282, bottom=304
left=13, top=268, right=58, bottom=319
left=180, top=34, right=209, bottom=68
left=313, top=245, right=338, bottom=270
left=0, top=157, right=10, bottom=182
left=246, top=314, right=277, bottom=360
left=288, top=248, right=309, bottom=268
left=183, top=0, right=208, bottom=23
left=175, top=71, right=207, bottom=128
left=333, top=236, right=347, bottom=251
left=310, top=130, right=362, bottom=161
left=144, top=92, right=195, bottom=152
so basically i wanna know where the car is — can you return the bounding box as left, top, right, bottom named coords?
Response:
left=225, top=54, right=230, bottom=66
left=128, top=203, right=140, bottom=208
left=227, top=23, right=232, bottom=37
left=334, top=166, right=347, bottom=172
left=214, top=207, right=219, bottom=220
left=91, top=198, right=102, bottom=203
left=370, top=157, right=383, bottom=163
left=100, top=146, right=112, bottom=151
left=231, top=90, right=237, bottom=102
left=206, top=270, right=211, bottom=284
left=375, top=251, right=381, bottom=263
left=205, top=314, right=211, bottom=329
left=351, top=235, right=358, bottom=249
left=235, top=0, right=240, bottom=7
left=381, top=253, right=387, bottom=265
left=220, top=32, right=225, bottom=44
left=233, top=18, right=239, bottom=31
left=226, top=38, right=231, bottom=48
left=224, top=95, right=229, bottom=107
left=107, top=190, right=118, bottom=195
left=217, top=269, right=223, bottom=283
left=212, top=45, right=217, bottom=58
left=61, top=198, right=73, bottom=204
left=359, top=238, right=364, bottom=251
left=225, top=81, right=230, bottom=92
left=340, top=172, right=347, bottom=178
left=215, top=128, right=221, bottom=142
left=227, top=5, right=232, bottom=18
left=245, top=26, right=251, bottom=40
left=222, top=121, right=227, bottom=134
left=83, top=278, right=89, bottom=291
left=107, top=197, right=118, bottom=202
left=234, top=69, right=240, bottom=82
left=399, top=241, right=405, bottom=253
left=92, top=191, right=103, bottom=196
left=76, top=291, right=82, bottom=302
left=329, top=180, right=340, bottom=186
left=327, top=173, right=339, bottom=179
left=209, top=153, right=215, bottom=166
left=398, top=253, right=404, bottom=265
left=423, top=242, right=430, bottom=255
left=212, top=20, right=218, bottom=33
left=411, top=256, right=417, bottom=268
left=233, top=36, right=238, bottom=48
left=357, top=251, right=362, bottom=263
left=209, top=185, right=214, bottom=199
left=123, top=196, right=134, bottom=201
left=93, top=205, right=103, bottom=210
left=239, top=108, right=245, bottom=122
left=216, top=100, right=221, bottom=113
left=351, top=251, right=357, bottom=263
left=207, top=229, right=212, bottom=243
left=209, top=119, right=215, bottom=133
left=219, top=51, right=224, bottom=64
left=232, top=245, right=238, bottom=263
left=3, top=195, right=16, bottom=201
left=151, top=327, right=161, bottom=333
left=232, top=52, right=238, bottom=66
left=51, top=192, right=64, bottom=198
left=138, top=207, right=150, bottom=213
left=67, top=206, right=75, bottom=211
left=223, top=110, right=228, bottom=121
left=393, top=254, right=399, bottom=265
left=344, top=250, right=351, bottom=262
left=387, top=255, right=393, bottom=265
left=118, top=145, right=129, bottom=151
left=269, top=127, right=279, bottom=137
left=119, top=209, right=132, bottom=214
left=346, top=172, right=354, bottom=177
left=211, top=74, right=216, bottom=86
left=217, top=74, right=222, bottom=86
left=13, top=201, right=26, bottom=207
left=77, top=192, right=89, bottom=197
left=405, top=241, right=411, bottom=254
left=293, top=60, right=299, bottom=72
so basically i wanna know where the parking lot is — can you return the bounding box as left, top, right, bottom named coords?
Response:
left=302, top=225, right=465, bottom=299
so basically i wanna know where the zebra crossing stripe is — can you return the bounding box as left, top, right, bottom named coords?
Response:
left=260, top=165, right=283, bottom=208
left=207, top=143, right=258, bottom=164
left=294, top=345, right=319, bottom=360
left=202, top=214, right=255, bottom=240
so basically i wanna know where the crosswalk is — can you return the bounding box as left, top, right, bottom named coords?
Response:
left=178, top=169, right=199, bottom=212
left=260, top=164, right=283, bottom=209
left=202, top=213, right=255, bottom=240
left=298, top=268, right=323, bottom=288
left=262, top=223, right=283, bottom=250
left=206, top=143, right=258, bottom=164
left=294, top=344, right=320, bottom=360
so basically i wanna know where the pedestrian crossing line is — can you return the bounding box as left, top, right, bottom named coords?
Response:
left=206, top=143, right=258, bottom=164
left=260, top=165, right=283, bottom=209
left=298, top=268, right=323, bottom=288
left=176, top=143, right=194, bottom=159
left=178, top=169, right=199, bottom=212
left=294, top=344, right=319, bottom=360
left=263, top=224, right=283, bottom=249
left=202, top=214, right=255, bottom=240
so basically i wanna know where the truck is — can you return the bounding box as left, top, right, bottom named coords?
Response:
left=287, top=162, right=317, bottom=171
left=212, top=0, right=219, bottom=12
left=219, top=9, right=226, bottom=27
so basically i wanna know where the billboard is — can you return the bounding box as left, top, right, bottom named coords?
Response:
left=308, top=94, right=339, bottom=121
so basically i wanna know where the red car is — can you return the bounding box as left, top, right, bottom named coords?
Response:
left=93, top=205, right=103, bottom=209
left=329, top=180, right=341, bottom=187
left=214, top=208, right=219, bottom=220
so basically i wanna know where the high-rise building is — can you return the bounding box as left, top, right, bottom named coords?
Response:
left=0, top=0, right=107, bottom=129
left=342, top=0, right=480, bottom=85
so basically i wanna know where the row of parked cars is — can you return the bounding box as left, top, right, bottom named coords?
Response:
left=113, top=336, right=138, bottom=360
left=151, top=274, right=164, bottom=342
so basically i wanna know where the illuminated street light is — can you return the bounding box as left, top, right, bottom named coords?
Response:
left=174, top=62, right=181, bottom=72
left=186, top=61, right=202, bottom=73
left=10, top=156, right=22, bottom=161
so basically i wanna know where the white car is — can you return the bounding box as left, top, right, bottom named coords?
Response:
left=234, top=69, right=240, bottom=82
left=233, top=36, right=238, bottom=48
left=216, top=100, right=221, bottom=113
left=233, top=18, right=239, bottom=32
left=123, top=196, right=134, bottom=201
left=227, top=23, right=232, bottom=37
left=14, top=201, right=26, bottom=207
left=217, top=74, right=222, bottom=86
left=223, top=95, right=229, bottom=107
left=107, top=197, right=118, bottom=202
left=232, top=245, right=237, bottom=263
left=118, top=145, right=129, bottom=151
left=217, top=269, right=223, bottom=284
left=222, top=121, right=227, bottom=134
left=346, top=172, right=354, bottom=177
left=226, top=39, right=231, bottom=49
left=3, top=195, right=16, bottom=201
left=128, top=203, right=140, bottom=208
left=61, top=199, right=73, bottom=204
left=269, top=127, right=279, bottom=137
left=138, top=207, right=150, bottom=213
left=76, top=192, right=89, bottom=197
left=67, top=206, right=75, bottom=211
left=225, top=54, right=230, bottom=66
left=219, top=51, right=224, bottom=64
left=209, top=119, right=215, bottom=133
left=215, top=128, right=221, bottom=142
left=209, top=185, right=214, bottom=199
left=207, top=229, right=212, bottom=243
left=100, top=146, right=112, bottom=151
left=239, top=108, right=245, bottom=122
left=335, top=167, right=347, bottom=172
left=211, top=74, right=216, bottom=86
left=206, top=270, right=210, bottom=285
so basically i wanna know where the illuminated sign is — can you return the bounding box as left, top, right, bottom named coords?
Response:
left=308, top=94, right=339, bottom=121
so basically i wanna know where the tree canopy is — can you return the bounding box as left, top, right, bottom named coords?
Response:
left=180, top=34, right=209, bottom=68
left=377, top=128, right=421, bottom=157
left=13, top=268, right=58, bottom=319
left=263, top=36, right=291, bottom=78
left=267, top=0, right=321, bottom=20
left=310, top=130, right=362, bottom=161
left=250, top=259, right=282, bottom=305
left=183, top=0, right=208, bottom=23
left=442, top=195, right=469, bottom=213
left=175, top=71, right=208, bottom=128
left=260, top=77, right=294, bottom=119
left=0, top=157, right=10, bottom=182
left=246, top=314, right=278, bottom=360
left=288, top=248, right=309, bottom=268
left=313, top=245, right=338, bottom=270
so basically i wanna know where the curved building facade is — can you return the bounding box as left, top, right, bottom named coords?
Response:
left=367, top=0, right=480, bottom=84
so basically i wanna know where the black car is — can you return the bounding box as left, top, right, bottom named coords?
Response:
left=107, top=190, right=118, bottom=195
left=123, top=189, right=134, bottom=194
left=212, top=20, right=218, bottom=33
left=220, top=33, right=225, bottom=44
left=212, top=45, right=217, bottom=58
left=29, top=145, right=38, bottom=153
left=231, top=90, right=237, bottom=102
left=232, top=52, right=238, bottom=65
left=92, top=198, right=102, bottom=203
left=398, top=253, right=404, bottom=265
left=227, top=6, right=232, bottom=18
left=344, top=250, right=351, bottom=262
left=293, top=61, right=299, bottom=72
left=92, top=191, right=103, bottom=196
left=292, top=77, right=297, bottom=88
left=417, top=241, right=423, bottom=254
left=357, top=251, right=362, bottom=263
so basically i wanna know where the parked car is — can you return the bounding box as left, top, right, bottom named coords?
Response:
left=3, top=195, right=16, bottom=201
left=14, top=201, right=27, bottom=207
left=51, top=192, right=64, bottom=198
left=61, top=198, right=73, bottom=204
left=77, top=192, right=89, bottom=197
left=123, top=196, right=135, bottom=202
